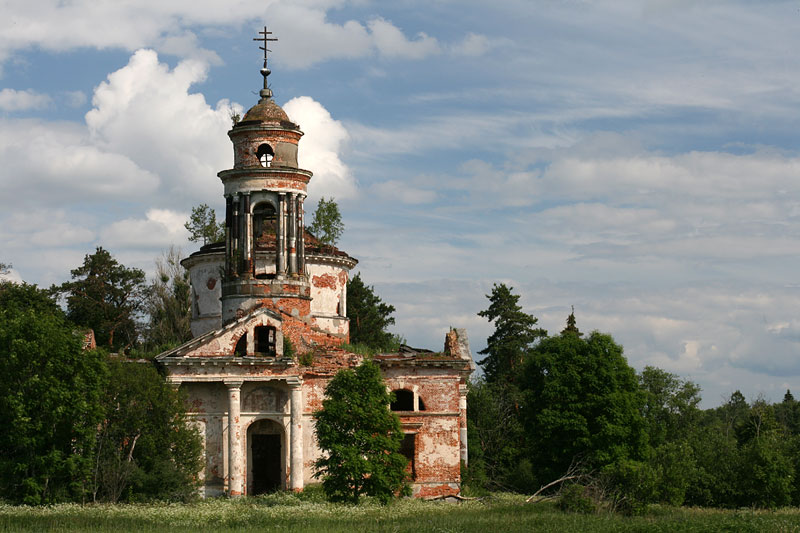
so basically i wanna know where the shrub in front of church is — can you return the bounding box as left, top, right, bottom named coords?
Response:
left=313, top=361, right=408, bottom=504
left=93, top=358, right=203, bottom=502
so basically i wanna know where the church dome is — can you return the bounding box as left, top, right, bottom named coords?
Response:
left=240, top=98, right=298, bottom=129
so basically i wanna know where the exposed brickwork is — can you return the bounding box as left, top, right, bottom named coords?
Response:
left=311, top=273, right=337, bottom=289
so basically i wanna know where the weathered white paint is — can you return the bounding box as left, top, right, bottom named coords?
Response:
left=289, top=384, right=304, bottom=491
left=225, top=381, right=244, bottom=496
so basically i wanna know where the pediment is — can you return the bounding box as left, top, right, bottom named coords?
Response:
left=156, top=307, right=283, bottom=360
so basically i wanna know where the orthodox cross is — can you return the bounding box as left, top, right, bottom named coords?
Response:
left=254, top=26, right=278, bottom=90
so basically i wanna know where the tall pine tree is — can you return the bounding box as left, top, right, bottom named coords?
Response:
left=477, top=283, right=546, bottom=384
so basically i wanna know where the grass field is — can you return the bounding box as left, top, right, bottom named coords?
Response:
left=3, top=492, right=800, bottom=532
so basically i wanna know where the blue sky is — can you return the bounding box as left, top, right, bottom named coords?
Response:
left=2, top=0, right=800, bottom=407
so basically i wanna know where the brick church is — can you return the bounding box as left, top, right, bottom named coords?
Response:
left=156, top=29, right=475, bottom=499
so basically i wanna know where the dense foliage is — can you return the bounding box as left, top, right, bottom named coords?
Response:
left=0, top=282, right=107, bottom=504
left=346, top=273, right=397, bottom=351
left=467, top=283, right=800, bottom=511
left=522, top=330, right=647, bottom=483
left=314, top=361, right=408, bottom=503
left=93, top=359, right=202, bottom=502
left=58, top=247, right=146, bottom=351
left=0, top=281, right=202, bottom=505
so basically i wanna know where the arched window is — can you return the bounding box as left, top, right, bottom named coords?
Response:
left=390, top=389, right=414, bottom=411
left=418, top=397, right=426, bottom=411
left=254, top=325, right=277, bottom=356
left=234, top=333, right=247, bottom=356
left=256, top=143, right=274, bottom=167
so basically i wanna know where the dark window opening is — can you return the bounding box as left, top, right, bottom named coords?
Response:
left=251, top=434, right=282, bottom=493
left=256, top=143, right=274, bottom=167
left=390, top=389, right=414, bottom=411
left=234, top=333, right=247, bottom=356
left=255, top=325, right=277, bottom=356
left=418, top=397, right=426, bottom=411
left=253, top=202, right=277, bottom=244
left=400, top=433, right=416, bottom=480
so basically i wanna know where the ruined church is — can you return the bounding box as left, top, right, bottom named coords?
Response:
left=156, top=29, right=475, bottom=499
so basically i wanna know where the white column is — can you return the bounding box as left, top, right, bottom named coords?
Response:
left=277, top=193, right=286, bottom=276
left=288, top=193, right=297, bottom=275
left=226, top=380, right=244, bottom=496
left=289, top=381, right=304, bottom=491
left=459, top=384, right=469, bottom=465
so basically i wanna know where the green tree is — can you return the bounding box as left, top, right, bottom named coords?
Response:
left=638, top=366, right=702, bottom=449
left=737, top=429, right=793, bottom=508
left=313, top=360, right=408, bottom=503
left=521, top=328, right=647, bottom=483
left=307, top=197, right=344, bottom=246
left=59, top=247, right=146, bottom=351
left=466, top=377, right=531, bottom=492
left=93, top=359, right=202, bottom=502
left=347, top=273, right=397, bottom=350
left=142, top=247, right=192, bottom=352
left=776, top=389, right=800, bottom=436
left=0, top=282, right=107, bottom=504
left=477, top=283, right=546, bottom=384
left=560, top=306, right=582, bottom=337
left=0, top=262, right=10, bottom=275
left=684, top=419, right=740, bottom=507
left=184, top=204, right=224, bottom=246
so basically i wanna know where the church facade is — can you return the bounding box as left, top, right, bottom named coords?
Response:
left=156, top=30, right=474, bottom=499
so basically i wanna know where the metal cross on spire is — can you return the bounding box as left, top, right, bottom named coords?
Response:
left=254, top=26, right=278, bottom=99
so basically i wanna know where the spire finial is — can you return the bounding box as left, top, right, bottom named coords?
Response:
left=253, top=26, right=278, bottom=100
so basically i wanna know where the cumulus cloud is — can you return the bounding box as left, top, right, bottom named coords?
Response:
left=283, top=96, right=357, bottom=201
left=100, top=209, right=190, bottom=248
left=85, top=49, right=236, bottom=202
left=0, top=88, right=51, bottom=111
left=0, top=119, right=160, bottom=207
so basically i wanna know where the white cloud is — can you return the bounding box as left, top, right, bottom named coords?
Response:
left=100, top=209, right=190, bottom=248
left=0, top=268, right=23, bottom=284
left=0, top=119, right=160, bottom=206
left=449, top=33, right=491, bottom=56
left=85, top=49, right=235, bottom=202
left=283, top=96, right=357, bottom=201
left=367, top=17, right=440, bottom=59
left=0, top=1, right=449, bottom=70
left=0, top=88, right=51, bottom=111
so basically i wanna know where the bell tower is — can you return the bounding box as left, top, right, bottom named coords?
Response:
left=220, top=27, right=312, bottom=324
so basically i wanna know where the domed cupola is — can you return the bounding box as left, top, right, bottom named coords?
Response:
left=218, top=27, right=313, bottom=325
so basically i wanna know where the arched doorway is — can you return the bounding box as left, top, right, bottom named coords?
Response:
left=247, top=419, right=284, bottom=494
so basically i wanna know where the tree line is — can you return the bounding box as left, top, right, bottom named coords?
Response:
left=0, top=280, right=201, bottom=505
left=467, top=283, right=800, bottom=511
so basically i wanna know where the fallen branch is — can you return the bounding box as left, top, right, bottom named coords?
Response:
left=423, top=494, right=481, bottom=502
left=525, top=474, right=582, bottom=503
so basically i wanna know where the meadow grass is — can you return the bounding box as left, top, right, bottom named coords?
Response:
left=3, top=492, right=800, bottom=532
